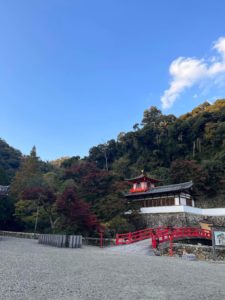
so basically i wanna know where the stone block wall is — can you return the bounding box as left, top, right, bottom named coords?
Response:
left=142, top=213, right=225, bottom=228
left=161, top=243, right=225, bottom=261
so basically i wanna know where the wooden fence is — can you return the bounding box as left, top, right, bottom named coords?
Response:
left=83, top=236, right=115, bottom=247
left=0, top=230, right=39, bottom=239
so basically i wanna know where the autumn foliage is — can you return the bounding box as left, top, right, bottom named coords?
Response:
left=4, top=99, right=225, bottom=233
left=57, top=187, right=99, bottom=234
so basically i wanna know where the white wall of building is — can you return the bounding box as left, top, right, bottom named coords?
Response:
left=175, top=197, right=179, bottom=205
left=140, top=206, right=225, bottom=216
left=180, top=198, right=187, bottom=206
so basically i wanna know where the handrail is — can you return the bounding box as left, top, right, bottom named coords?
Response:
left=115, top=227, right=212, bottom=247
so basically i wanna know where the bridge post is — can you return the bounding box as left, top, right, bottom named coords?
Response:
left=152, top=236, right=156, bottom=248
left=128, top=232, right=132, bottom=243
left=115, top=234, right=119, bottom=245
left=169, top=232, right=173, bottom=257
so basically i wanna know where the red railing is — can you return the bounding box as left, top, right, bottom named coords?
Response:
left=129, top=188, right=149, bottom=193
left=115, top=227, right=166, bottom=245
left=116, top=227, right=212, bottom=248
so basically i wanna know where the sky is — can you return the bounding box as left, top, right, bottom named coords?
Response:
left=1, top=0, right=225, bottom=161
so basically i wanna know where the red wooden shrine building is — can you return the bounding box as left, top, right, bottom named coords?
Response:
left=124, top=172, right=195, bottom=208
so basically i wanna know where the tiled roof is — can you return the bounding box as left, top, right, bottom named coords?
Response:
left=125, top=174, right=161, bottom=183
left=125, top=181, right=193, bottom=197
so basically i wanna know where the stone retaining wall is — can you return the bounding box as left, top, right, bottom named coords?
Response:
left=0, top=231, right=115, bottom=247
left=160, top=243, right=225, bottom=261
left=142, top=212, right=225, bottom=228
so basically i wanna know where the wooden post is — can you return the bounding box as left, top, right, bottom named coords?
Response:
left=34, top=205, right=39, bottom=235
left=100, top=231, right=103, bottom=248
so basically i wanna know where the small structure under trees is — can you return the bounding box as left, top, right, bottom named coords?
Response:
left=0, top=185, right=9, bottom=197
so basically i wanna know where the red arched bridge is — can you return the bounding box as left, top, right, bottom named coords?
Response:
left=115, top=227, right=212, bottom=249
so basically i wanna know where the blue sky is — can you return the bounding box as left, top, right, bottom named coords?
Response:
left=1, top=0, right=225, bottom=161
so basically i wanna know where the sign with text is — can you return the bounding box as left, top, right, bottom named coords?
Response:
left=212, top=227, right=225, bottom=247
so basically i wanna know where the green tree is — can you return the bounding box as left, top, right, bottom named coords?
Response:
left=0, top=138, right=21, bottom=182
left=10, top=146, right=41, bottom=200
left=0, top=168, right=9, bottom=185
left=0, top=195, right=16, bottom=230
left=11, top=147, right=59, bottom=232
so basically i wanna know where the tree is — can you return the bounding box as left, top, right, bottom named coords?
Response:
left=0, top=195, right=16, bottom=230
left=0, top=168, right=9, bottom=185
left=11, top=147, right=60, bottom=232
left=111, top=156, right=131, bottom=178
left=21, top=185, right=58, bottom=232
left=88, top=140, right=119, bottom=171
left=56, top=187, right=99, bottom=234
left=64, top=161, right=111, bottom=206
left=10, top=146, right=41, bottom=200
left=0, top=138, right=22, bottom=182
left=141, top=106, right=162, bottom=126
left=202, top=160, right=225, bottom=195
left=61, top=156, right=81, bottom=168
left=94, top=180, right=129, bottom=222
left=107, top=216, right=134, bottom=235
left=169, top=159, right=208, bottom=192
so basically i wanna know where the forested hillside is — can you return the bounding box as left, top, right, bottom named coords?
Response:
left=88, top=99, right=225, bottom=207
left=1, top=100, right=225, bottom=234
left=0, top=139, right=22, bottom=184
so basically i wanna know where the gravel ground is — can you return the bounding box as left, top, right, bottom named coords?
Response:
left=0, top=237, right=225, bottom=300
left=106, top=239, right=155, bottom=256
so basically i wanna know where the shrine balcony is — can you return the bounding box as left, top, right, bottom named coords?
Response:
left=129, top=188, right=149, bottom=193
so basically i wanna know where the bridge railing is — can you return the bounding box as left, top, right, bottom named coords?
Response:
left=116, top=227, right=212, bottom=246
left=151, top=227, right=212, bottom=248
left=115, top=227, right=167, bottom=245
left=116, top=228, right=152, bottom=245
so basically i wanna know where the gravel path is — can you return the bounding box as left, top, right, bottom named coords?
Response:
left=0, top=237, right=225, bottom=300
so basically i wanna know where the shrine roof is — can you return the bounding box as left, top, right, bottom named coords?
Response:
left=125, top=181, right=193, bottom=197
left=125, top=174, right=161, bottom=183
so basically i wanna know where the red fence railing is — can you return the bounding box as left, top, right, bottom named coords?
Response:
left=115, top=227, right=166, bottom=245
left=115, top=227, right=212, bottom=248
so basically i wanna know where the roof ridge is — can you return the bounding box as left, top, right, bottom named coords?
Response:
left=153, top=181, right=193, bottom=189
left=125, top=174, right=161, bottom=182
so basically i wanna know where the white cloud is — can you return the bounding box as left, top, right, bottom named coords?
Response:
left=161, top=37, right=225, bottom=109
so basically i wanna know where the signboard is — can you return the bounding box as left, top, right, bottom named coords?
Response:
left=212, top=227, right=225, bottom=260
left=213, top=229, right=225, bottom=246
